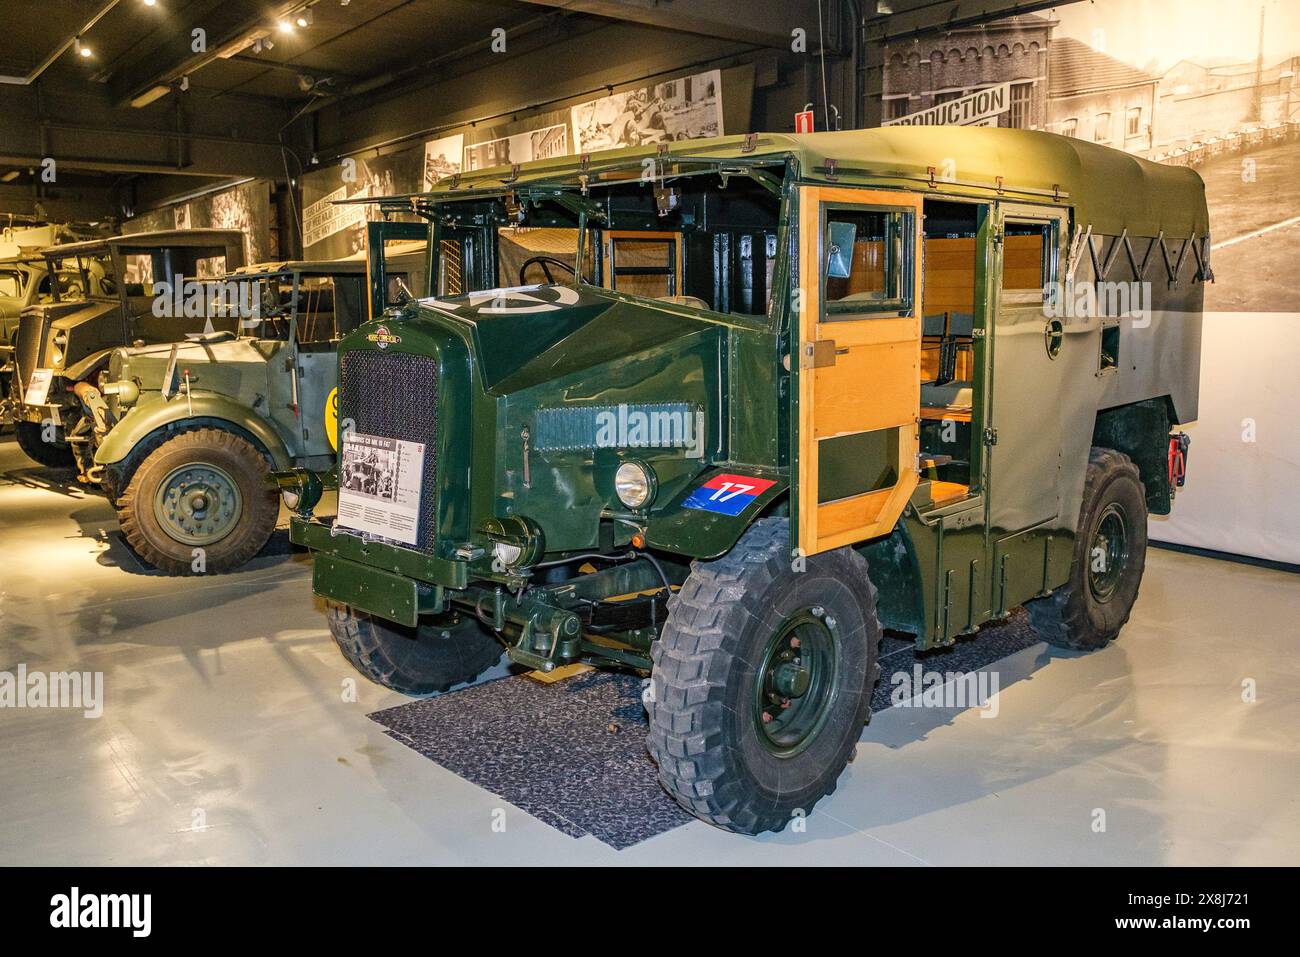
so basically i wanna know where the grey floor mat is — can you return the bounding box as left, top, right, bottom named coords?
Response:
left=369, top=610, right=1041, bottom=849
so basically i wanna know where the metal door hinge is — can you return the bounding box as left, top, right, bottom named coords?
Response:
left=983, top=427, right=999, bottom=447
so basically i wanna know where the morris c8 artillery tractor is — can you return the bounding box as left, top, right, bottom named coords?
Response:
left=274, top=127, right=1206, bottom=834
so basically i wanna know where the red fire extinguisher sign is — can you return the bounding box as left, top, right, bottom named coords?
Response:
left=795, top=110, right=815, bottom=134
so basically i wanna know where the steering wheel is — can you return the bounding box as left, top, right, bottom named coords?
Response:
left=519, top=256, right=575, bottom=285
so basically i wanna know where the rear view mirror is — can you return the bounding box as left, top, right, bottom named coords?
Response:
left=826, top=221, right=857, bottom=279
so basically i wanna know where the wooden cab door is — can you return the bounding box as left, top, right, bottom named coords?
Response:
left=796, top=186, right=922, bottom=556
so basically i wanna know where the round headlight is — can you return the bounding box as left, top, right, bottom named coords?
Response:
left=614, top=461, right=655, bottom=509
left=280, top=489, right=301, bottom=510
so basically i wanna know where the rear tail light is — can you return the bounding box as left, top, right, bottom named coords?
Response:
left=1168, top=432, right=1190, bottom=496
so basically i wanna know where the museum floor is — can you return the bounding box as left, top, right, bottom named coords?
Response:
left=1, top=433, right=1297, bottom=866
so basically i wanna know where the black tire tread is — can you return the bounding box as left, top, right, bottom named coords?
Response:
left=14, top=421, right=75, bottom=468
left=117, top=427, right=279, bottom=575
left=326, top=603, right=505, bottom=696
left=1027, top=446, right=1146, bottom=650
left=646, top=518, right=881, bottom=834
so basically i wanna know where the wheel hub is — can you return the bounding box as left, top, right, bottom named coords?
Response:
left=1088, top=502, right=1130, bottom=602
left=753, top=609, right=840, bottom=755
left=154, top=462, right=243, bottom=546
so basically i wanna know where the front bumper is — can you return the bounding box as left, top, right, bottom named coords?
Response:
left=292, top=516, right=658, bottom=672
left=291, top=517, right=469, bottom=591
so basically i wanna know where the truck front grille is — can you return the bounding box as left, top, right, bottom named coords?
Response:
left=338, top=350, right=439, bottom=552
left=13, top=312, right=51, bottom=395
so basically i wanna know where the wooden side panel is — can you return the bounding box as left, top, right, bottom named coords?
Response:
left=797, top=186, right=922, bottom=556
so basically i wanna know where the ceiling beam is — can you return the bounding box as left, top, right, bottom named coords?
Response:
left=863, top=0, right=1078, bottom=41
left=103, top=0, right=304, bottom=108
left=0, top=183, right=118, bottom=222
left=522, top=0, right=831, bottom=50
left=0, top=74, right=298, bottom=183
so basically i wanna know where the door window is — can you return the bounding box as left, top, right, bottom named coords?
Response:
left=822, top=207, right=915, bottom=319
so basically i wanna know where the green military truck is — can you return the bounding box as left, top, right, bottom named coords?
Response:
left=277, top=127, right=1205, bottom=833
left=7, top=229, right=245, bottom=469
left=87, top=248, right=427, bottom=575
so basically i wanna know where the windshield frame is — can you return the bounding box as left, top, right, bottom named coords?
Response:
left=414, top=159, right=791, bottom=334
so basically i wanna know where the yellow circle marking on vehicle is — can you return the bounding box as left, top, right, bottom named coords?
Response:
left=325, top=387, right=339, bottom=451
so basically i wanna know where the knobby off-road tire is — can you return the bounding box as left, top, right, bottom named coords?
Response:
left=326, top=604, right=506, bottom=696
left=646, top=518, right=882, bottom=834
left=14, top=421, right=75, bottom=468
left=117, top=428, right=279, bottom=575
left=1027, top=446, right=1148, bottom=650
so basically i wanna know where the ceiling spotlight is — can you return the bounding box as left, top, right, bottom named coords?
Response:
left=295, top=9, right=314, bottom=28
left=278, top=20, right=294, bottom=34
left=74, top=37, right=92, bottom=58
left=179, top=75, right=189, bottom=91
left=142, top=0, right=157, bottom=6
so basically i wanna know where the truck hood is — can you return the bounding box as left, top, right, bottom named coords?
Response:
left=109, top=335, right=279, bottom=386
left=16, top=299, right=121, bottom=376
left=411, top=284, right=728, bottom=393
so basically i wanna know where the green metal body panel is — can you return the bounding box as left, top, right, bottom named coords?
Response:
left=314, top=554, right=419, bottom=627
left=293, top=516, right=468, bottom=588
left=294, top=126, right=1207, bottom=664
left=84, top=260, right=385, bottom=494
left=96, top=387, right=295, bottom=469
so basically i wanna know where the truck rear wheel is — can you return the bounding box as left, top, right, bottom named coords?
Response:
left=326, top=604, right=506, bottom=696
left=117, top=428, right=279, bottom=575
left=646, top=518, right=881, bottom=834
left=14, top=421, right=75, bottom=468
left=1027, top=446, right=1148, bottom=650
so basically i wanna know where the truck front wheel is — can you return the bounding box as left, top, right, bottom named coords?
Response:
left=116, top=428, right=279, bottom=575
left=1027, top=446, right=1148, bottom=650
left=326, top=604, right=506, bottom=696
left=646, top=518, right=882, bottom=834
left=14, top=421, right=75, bottom=468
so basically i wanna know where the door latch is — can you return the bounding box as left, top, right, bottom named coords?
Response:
left=802, top=340, right=839, bottom=369
left=983, top=427, right=999, bottom=447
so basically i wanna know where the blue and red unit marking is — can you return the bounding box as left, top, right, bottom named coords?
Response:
left=681, top=473, right=777, bottom=516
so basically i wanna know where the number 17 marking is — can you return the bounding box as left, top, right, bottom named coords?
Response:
left=710, top=481, right=755, bottom=502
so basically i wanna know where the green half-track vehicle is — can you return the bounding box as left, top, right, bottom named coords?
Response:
left=276, top=127, right=1206, bottom=834
left=6, top=229, right=245, bottom=469
left=85, top=248, right=428, bottom=575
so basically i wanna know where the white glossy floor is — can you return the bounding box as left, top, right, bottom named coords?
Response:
left=1, top=433, right=1298, bottom=866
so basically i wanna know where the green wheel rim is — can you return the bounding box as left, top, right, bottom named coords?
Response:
left=752, top=608, right=840, bottom=756
left=1088, top=502, right=1130, bottom=602
left=153, top=462, right=243, bottom=546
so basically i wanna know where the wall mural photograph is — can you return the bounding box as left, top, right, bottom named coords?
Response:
left=879, top=0, right=1299, bottom=311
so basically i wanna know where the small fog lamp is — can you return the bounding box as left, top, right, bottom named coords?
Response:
left=479, top=515, right=545, bottom=570
left=492, top=541, right=524, bottom=566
